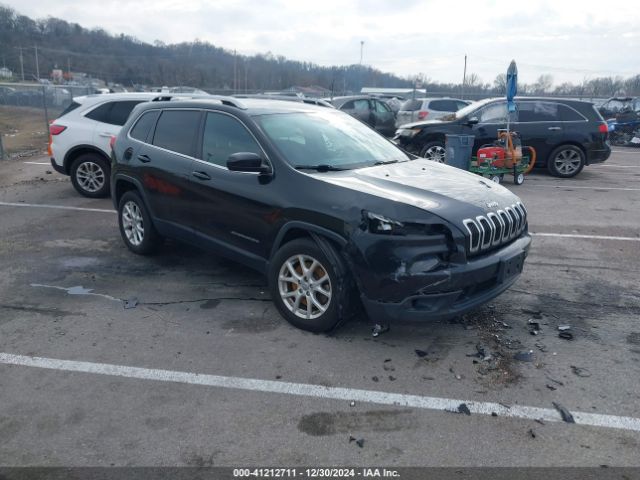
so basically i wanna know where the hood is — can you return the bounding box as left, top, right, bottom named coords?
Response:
left=314, top=159, right=522, bottom=220
left=400, top=119, right=450, bottom=129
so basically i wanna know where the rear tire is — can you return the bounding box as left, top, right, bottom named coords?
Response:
left=547, top=145, right=585, bottom=178
left=70, top=153, right=110, bottom=198
left=118, top=191, right=161, bottom=255
left=419, top=141, right=446, bottom=163
left=269, top=238, right=349, bottom=332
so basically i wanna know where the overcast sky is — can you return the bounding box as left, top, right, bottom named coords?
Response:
left=6, top=0, right=640, bottom=85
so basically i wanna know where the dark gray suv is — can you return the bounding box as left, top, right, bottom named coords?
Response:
left=111, top=97, right=531, bottom=332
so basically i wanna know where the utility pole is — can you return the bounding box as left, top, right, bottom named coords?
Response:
left=359, top=41, right=364, bottom=66
left=244, top=60, right=248, bottom=93
left=461, top=54, right=467, bottom=99
left=34, top=45, right=40, bottom=81
left=233, top=49, right=237, bottom=94
left=67, top=57, right=71, bottom=79
left=18, top=47, right=25, bottom=81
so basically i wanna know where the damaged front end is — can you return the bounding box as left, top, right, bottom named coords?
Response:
left=345, top=208, right=531, bottom=322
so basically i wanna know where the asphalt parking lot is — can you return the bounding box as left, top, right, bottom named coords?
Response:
left=0, top=150, right=639, bottom=467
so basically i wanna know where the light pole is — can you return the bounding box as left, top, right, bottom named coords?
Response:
left=359, top=41, right=364, bottom=66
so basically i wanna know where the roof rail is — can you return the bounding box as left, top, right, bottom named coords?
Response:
left=157, top=94, right=247, bottom=109
left=233, top=94, right=334, bottom=108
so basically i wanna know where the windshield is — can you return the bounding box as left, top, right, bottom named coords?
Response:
left=254, top=110, right=410, bottom=170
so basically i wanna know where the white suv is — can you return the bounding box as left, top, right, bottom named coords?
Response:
left=49, top=92, right=179, bottom=197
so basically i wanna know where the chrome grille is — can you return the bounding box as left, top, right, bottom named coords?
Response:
left=463, top=202, right=528, bottom=255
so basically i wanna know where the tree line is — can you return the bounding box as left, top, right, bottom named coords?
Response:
left=1, top=5, right=638, bottom=98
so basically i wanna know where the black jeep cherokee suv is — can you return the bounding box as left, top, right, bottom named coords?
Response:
left=111, top=97, right=531, bottom=332
left=395, top=97, right=610, bottom=178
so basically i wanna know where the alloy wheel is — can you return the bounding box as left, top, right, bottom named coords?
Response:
left=278, top=254, right=332, bottom=320
left=553, top=149, right=582, bottom=176
left=424, top=145, right=446, bottom=163
left=76, top=161, right=105, bottom=193
left=121, top=201, right=144, bottom=246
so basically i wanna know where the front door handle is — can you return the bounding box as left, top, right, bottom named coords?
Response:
left=98, top=132, right=112, bottom=138
left=548, top=126, right=562, bottom=131
left=192, top=171, right=211, bottom=181
left=137, top=154, right=151, bottom=163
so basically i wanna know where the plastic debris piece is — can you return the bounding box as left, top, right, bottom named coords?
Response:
left=553, top=402, right=575, bottom=423
left=457, top=403, right=471, bottom=415
left=559, top=331, right=574, bottom=340
left=388, top=375, right=396, bottom=381
left=372, top=324, right=389, bottom=337
left=558, top=325, right=571, bottom=331
left=522, top=308, right=542, bottom=316
left=415, top=349, right=428, bottom=358
left=514, top=351, right=534, bottom=362
left=371, top=376, right=379, bottom=382
left=349, top=401, right=356, bottom=407
left=571, top=366, right=591, bottom=378
left=491, top=412, right=498, bottom=417
left=123, top=298, right=138, bottom=309
left=349, top=435, right=356, bottom=443
left=546, top=384, right=557, bottom=391
left=355, top=438, right=364, bottom=448
left=383, top=358, right=392, bottom=363
left=528, top=428, right=536, bottom=438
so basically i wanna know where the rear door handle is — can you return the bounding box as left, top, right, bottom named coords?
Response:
left=137, top=154, right=151, bottom=163
left=548, top=126, right=562, bottom=131
left=192, top=171, right=211, bottom=181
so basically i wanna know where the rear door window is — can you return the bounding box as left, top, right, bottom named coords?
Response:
left=152, top=110, right=202, bottom=157
left=558, top=104, right=587, bottom=121
left=109, top=101, right=145, bottom=126
left=373, top=100, right=391, bottom=113
left=85, top=103, right=112, bottom=123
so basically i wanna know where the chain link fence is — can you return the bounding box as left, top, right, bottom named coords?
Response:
left=0, top=83, right=92, bottom=160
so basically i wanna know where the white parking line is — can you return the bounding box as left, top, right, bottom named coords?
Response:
left=532, top=232, right=640, bottom=242
left=1, top=352, right=639, bottom=432
left=611, top=150, right=640, bottom=154
left=530, top=184, right=640, bottom=192
left=22, top=161, right=50, bottom=165
left=0, top=201, right=114, bottom=214
left=599, top=165, right=640, bottom=168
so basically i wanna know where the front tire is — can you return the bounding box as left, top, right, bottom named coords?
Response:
left=70, top=154, right=110, bottom=197
left=419, top=141, right=446, bottom=163
left=269, top=238, right=347, bottom=332
left=547, top=145, right=585, bottom=178
left=118, top=191, right=161, bottom=255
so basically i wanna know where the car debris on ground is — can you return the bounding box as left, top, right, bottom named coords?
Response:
left=553, top=402, right=576, bottom=423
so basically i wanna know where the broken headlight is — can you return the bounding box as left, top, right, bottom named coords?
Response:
left=395, top=127, right=421, bottom=138
left=363, top=211, right=404, bottom=234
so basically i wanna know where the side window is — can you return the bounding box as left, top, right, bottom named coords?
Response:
left=373, top=100, right=390, bottom=113
left=558, top=104, right=586, bottom=121
left=152, top=110, right=201, bottom=157
left=109, top=101, right=145, bottom=126
left=129, top=110, right=160, bottom=142
left=85, top=103, right=112, bottom=123
left=455, top=101, right=469, bottom=110
left=201, top=112, right=263, bottom=167
left=341, top=101, right=355, bottom=111
left=429, top=100, right=452, bottom=112
left=479, top=102, right=508, bottom=123
left=353, top=99, right=370, bottom=111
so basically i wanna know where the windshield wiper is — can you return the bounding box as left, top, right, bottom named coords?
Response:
left=372, top=159, right=403, bottom=165
left=294, top=164, right=346, bottom=172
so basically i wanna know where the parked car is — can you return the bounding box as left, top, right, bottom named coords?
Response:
left=396, top=97, right=470, bottom=126
left=328, top=95, right=396, bottom=137
left=598, top=97, right=640, bottom=120
left=49, top=92, right=188, bottom=197
left=111, top=97, right=531, bottom=332
left=394, top=97, right=611, bottom=178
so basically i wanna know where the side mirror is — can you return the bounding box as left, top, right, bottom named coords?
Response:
left=467, top=117, right=479, bottom=125
left=227, top=152, right=271, bottom=174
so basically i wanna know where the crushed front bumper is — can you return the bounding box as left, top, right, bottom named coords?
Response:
left=357, top=234, right=531, bottom=322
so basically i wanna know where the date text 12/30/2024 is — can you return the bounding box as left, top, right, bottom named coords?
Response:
left=233, top=468, right=401, bottom=478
